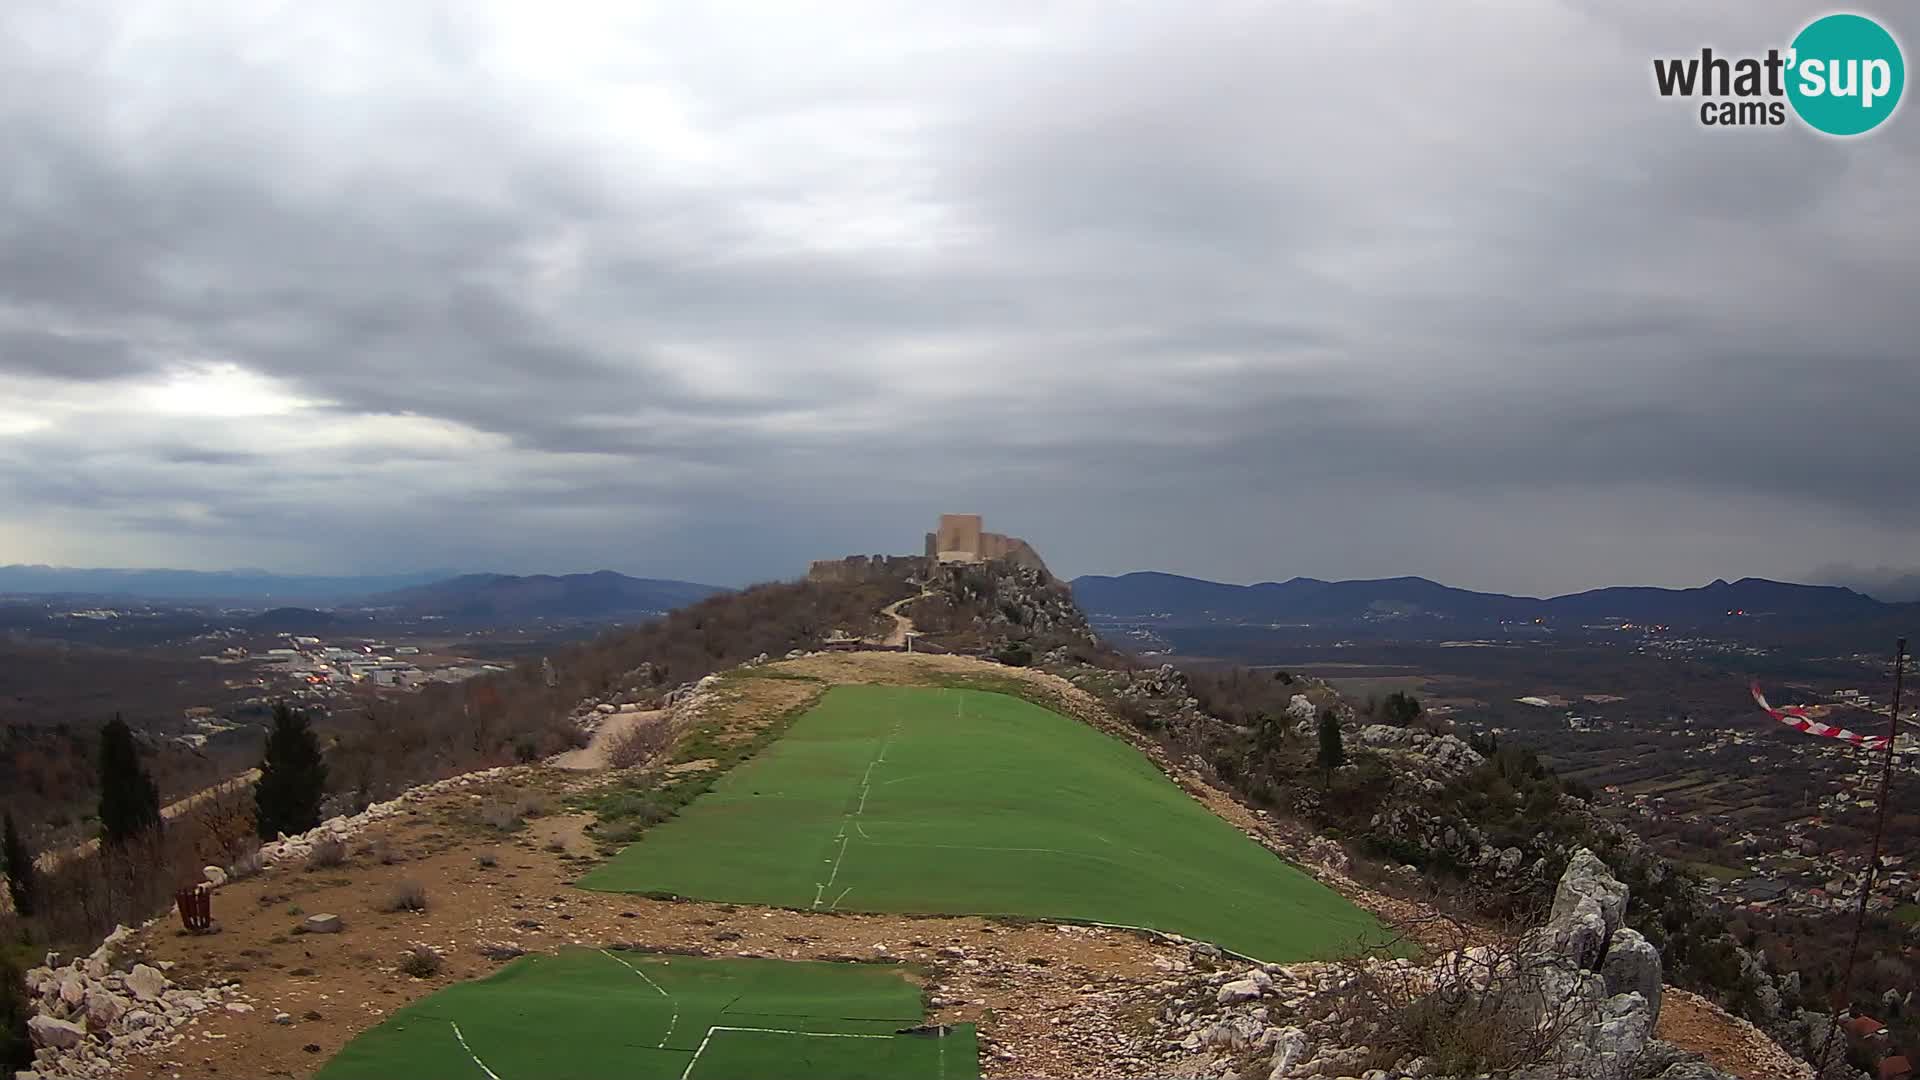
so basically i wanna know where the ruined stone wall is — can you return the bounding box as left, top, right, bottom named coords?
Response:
left=806, top=555, right=923, bottom=584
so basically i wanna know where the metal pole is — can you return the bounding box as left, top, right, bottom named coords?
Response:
left=1819, top=637, right=1907, bottom=1075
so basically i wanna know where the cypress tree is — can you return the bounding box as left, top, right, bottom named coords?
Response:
left=1, top=952, right=30, bottom=1073
left=2, top=813, right=34, bottom=917
left=1316, top=707, right=1346, bottom=784
left=255, top=703, right=328, bottom=840
left=98, top=716, right=162, bottom=845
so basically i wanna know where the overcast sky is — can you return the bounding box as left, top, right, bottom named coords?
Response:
left=2, top=2, right=1916, bottom=597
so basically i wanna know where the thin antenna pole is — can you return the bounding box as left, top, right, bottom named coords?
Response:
left=1819, top=637, right=1907, bottom=1074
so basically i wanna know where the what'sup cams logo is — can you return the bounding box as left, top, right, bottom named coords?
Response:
left=1654, top=12, right=1904, bottom=135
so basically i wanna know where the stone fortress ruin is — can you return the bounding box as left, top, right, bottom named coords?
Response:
left=808, top=514, right=1050, bottom=583
left=924, top=513, right=1044, bottom=571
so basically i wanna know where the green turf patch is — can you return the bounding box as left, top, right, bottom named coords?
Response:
left=315, top=949, right=973, bottom=1080
left=579, top=685, right=1385, bottom=961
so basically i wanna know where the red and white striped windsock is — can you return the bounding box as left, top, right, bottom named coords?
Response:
left=1750, top=680, right=1890, bottom=752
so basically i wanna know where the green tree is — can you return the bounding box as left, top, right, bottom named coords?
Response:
left=1317, top=707, right=1346, bottom=783
left=1, top=952, right=30, bottom=1074
left=1382, top=691, right=1422, bottom=726
left=2, top=813, right=34, bottom=917
left=1253, top=711, right=1286, bottom=759
left=255, top=703, right=329, bottom=840
left=98, top=715, right=161, bottom=846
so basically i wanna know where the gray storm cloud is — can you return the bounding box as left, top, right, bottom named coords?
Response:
left=1, top=1, right=1915, bottom=594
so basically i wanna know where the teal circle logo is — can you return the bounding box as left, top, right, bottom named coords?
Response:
left=1787, top=13, right=1904, bottom=135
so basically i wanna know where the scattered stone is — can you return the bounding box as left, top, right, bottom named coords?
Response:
left=302, top=913, right=344, bottom=934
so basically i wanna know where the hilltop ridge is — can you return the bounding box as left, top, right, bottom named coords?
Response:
left=1071, top=570, right=1888, bottom=625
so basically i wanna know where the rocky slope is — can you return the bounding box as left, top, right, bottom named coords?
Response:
left=1144, top=851, right=1809, bottom=1080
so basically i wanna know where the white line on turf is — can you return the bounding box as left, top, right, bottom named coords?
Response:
left=678, top=1025, right=899, bottom=1080
left=830, top=885, right=853, bottom=910
left=810, top=716, right=901, bottom=909
left=822, top=834, right=851, bottom=892
left=450, top=1020, right=504, bottom=1080
left=600, top=949, right=679, bottom=1048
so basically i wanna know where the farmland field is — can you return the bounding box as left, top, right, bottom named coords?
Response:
left=316, top=950, right=973, bottom=1080
left=580, top=684, right=1383, bottom=961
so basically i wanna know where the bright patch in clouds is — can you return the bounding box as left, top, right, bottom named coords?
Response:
left=135, top=363, right=319, bottom=418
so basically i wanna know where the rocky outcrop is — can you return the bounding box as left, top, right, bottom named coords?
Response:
left=1140, top=851, right=1751, bottom=1080
left=22, top=925, right=251, bottom=1078
left=922, top=560, right=1098, bottom=652
left=1355, top=724, right=1487, bottom=785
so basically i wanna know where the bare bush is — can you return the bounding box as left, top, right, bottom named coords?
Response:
left=226, top=847, right=266, bottom=881
left=478, top=801, right=524, bottom=832
left=383, top=881, right=429, bottom=913
left=305, top=838, right=347, bottom=870
left=398, top=945, right=443, bottom=978
left=32, top=796, right=263, bottom=951
left=1317, top=915, right=1585, bottom=1075
left=605, top=720, right=673, bottom=770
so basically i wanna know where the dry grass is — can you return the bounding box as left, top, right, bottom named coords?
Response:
left=305, top=838, right=348, bottom=871
left=381, top=881, right=429, bottom=913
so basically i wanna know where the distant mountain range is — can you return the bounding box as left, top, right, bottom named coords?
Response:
left=0, top=565, right=725, bottom=621
left=355, top=571, right=724, bottom=620
left=1069, top=572, right=1895, bottom=626
left=0, top=565, right=453, bottom=605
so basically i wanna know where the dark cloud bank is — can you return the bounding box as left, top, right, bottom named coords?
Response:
left=1, top=2, right=1915, bottom=595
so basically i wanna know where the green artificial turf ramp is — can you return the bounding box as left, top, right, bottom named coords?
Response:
left=579, top=684, right=1383, bottom=961
left=316, top=949, right=974, bottom=1080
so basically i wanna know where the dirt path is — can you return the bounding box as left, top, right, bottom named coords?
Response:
left=874, top=591, right=928, bottom=647
left=1658, top=987, right=1814, bottom=1080
left=549, top=709, right=666, bottom=770
left=33, top=768, right=262, bottom=874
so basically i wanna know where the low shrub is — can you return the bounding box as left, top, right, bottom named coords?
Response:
left=383, top=881, right=429, bottom=913
left=305, top=838, right=347, bottom=870
left=399, top=945, right=443, bottom=978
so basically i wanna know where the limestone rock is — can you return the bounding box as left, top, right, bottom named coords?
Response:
left=1217, top=977, right=1265, bottom=1005
left=1266, top=1026, right=1308, bottom=1080
left=1586, top=991, right=1654, bottom=1069
left=83, top=993, right=124, bottom=1031
left=28, top=1016, right=86, bottom=1050
left=124, top=964, right=166, bottom=1003
left=1549, top=848, right=1627, bottom=950
left=1599, top=928, right=1662, bottom=1022
left=1651, top=1064, right=1740, bottom=1080
left=56, top=975, right=86, bottom=1009
left=303, top=913, right=344, bottom=934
